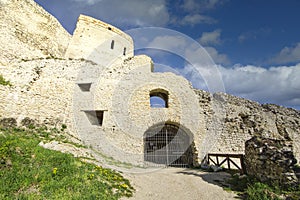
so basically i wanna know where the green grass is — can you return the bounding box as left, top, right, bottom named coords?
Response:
left=0, top=127, right=134, bottom=199
left=225, top=173, right=300, bottom=200
left=0, top=74, right=12, bottom=86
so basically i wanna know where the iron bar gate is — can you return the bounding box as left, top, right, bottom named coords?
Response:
left=144, top=124, right=193, bottom=168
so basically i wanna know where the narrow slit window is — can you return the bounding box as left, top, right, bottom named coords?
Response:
left=111, top=40, right=115, bottom=49
left=77, top=83, right=92, bottom=92
left=84, top=111, right=104, bottom=126
left=123, top=47, right=126, bottom=56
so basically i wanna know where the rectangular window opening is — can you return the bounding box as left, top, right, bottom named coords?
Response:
left=84, top=110, right=104, bottom=126
left=77, top=83, right=92, bottom=92
left=123, top=47, right=126, bottom=56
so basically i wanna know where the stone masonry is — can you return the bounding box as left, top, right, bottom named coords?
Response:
left=0, top=0, right=299, bottom=167
left=245, top=136, right=298, bottom=187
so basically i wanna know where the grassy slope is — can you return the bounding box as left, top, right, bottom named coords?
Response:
left=225, top=173, right=300, bottom=200
left=0, top=127, right=134, bottom=199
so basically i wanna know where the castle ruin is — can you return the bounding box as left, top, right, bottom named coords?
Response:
left=0, top=0, right=299, bottom=168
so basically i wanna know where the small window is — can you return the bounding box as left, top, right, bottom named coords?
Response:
left=78, top=83, right=92, bottom=92
left=123, top=47, right=126, bottom=56
left=150, top=89, right=169, bottom=108
left=111, top=40, right=114, bottom=49
left=108, top=27, right=112, bottom=30
left=84, top=111, right=104, bottom=126
left=150, top=96, right=167, bottom=108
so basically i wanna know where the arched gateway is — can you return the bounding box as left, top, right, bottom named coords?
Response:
left=144, top=123, right=195, bottom=167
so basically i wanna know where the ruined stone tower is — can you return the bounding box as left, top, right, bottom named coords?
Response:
left=0, top=0, right=299, bottom=167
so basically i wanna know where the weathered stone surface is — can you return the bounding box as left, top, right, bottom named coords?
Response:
left=65, top=15, right=133, bottom=65
left=0, top=0, right=70, bottom=64
left=0, top=0, right=299, bottom=167
left=20, top=117, right=37, bottom=128
left=245, top=136, right=298, bottom=187
left=0, top=117, right=17, bottom=128
left=200, top=92, right=300, bottom=166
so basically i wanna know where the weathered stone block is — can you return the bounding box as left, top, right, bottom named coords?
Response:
left=0, top=118, right=17, bottom=128
left=245, top=136, right=298, bottom=187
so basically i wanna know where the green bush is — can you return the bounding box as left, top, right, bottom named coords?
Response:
left=226, top=174, right=300, bottom=200
left=246, top=182, right=280, bottom=200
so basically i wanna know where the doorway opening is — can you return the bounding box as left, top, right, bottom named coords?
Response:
left=144, top=123, right=195, bottom=167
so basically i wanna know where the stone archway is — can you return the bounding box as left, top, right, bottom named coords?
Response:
left=144, top=123, right=195, bottom=167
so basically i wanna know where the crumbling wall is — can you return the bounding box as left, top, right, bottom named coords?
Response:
left=195, top=90, right=300, bottom=164
left=0, top=0, right=299, bottom=167
left=74, top=54, right=205, bottom=165
left=0, top=58, right=100, bottom=136
left=0, top=0, right=70, bottom=64
left=245, top=136, right=298, bottom=187
left=65, top=15, right=134, bottom=66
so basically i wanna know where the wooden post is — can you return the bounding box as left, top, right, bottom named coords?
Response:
left=227, top=155, right=230, bottom=170
left=207, top=154, right=210, bottom=165
left=240, top=155, right=246, bottom=174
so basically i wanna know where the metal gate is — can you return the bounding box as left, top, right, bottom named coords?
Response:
left=144, top=124, right=193, bottom=167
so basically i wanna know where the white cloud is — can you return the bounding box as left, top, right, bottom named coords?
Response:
left=69, top=0, right=169, bottom=27
left=181, top=0, right=224, bottom=12
left=71, top=0, right=102, bottom=5
left=199, top=29, right=222, bottom=45
left=135, top=34, right=300, bottom=109
left=179, top=63, right=300, bottom=109
left=220, top=64, right=300, bottom=108
left=203, top=0, right=224, bottom=10
left=175, top=0, right=225, bottom=26
left=178, top=14, right=217, bottom=25
left=269, top=43, right=300, bottom=64
left=203, top=47, right=230, bottom=65
left=147, top=35, right=188, bottom=50
left=181, top=0, right=200, bottom=12
left=147, top=35, right=229, bottom=65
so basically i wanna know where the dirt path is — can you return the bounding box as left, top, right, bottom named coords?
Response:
left=121, top=168, right=239, bottom=200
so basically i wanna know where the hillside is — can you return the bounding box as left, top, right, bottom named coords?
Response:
left=0, top=127, right=134, bottom=199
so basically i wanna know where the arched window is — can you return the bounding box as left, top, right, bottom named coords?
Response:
left=150, top=89, right=169, bottom=108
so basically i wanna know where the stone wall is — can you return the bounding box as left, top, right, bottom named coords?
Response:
left=0, top=58, right=100, bottom=137
left=0, top=0, right=299, bottom=167
left=65, top=15, right=134, bottom=66
left=0, top=0, right=70, bottom=64
left=195, top=91, right=300, bottom=164
left=73, top=54, right=205, bottom=165
left=245, top=136, right=298, bottom=187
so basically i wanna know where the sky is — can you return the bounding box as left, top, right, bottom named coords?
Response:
left=34, top=0, right=300, bottom=110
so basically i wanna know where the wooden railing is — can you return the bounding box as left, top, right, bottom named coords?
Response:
left=207, top=153, right=246, bottom=174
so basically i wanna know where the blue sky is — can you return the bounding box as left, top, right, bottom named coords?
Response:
left=34, top=0, right=300, bottom=110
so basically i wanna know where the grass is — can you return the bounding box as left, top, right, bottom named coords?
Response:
left=0, top=127, right=134, bottom=199
left=225, top=173, right=300, bottom=200
left=0, top=74, right=12, bottom=86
